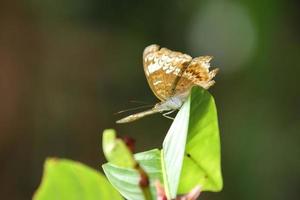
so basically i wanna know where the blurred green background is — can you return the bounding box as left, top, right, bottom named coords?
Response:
left=0, top=0, right=299, bottom=199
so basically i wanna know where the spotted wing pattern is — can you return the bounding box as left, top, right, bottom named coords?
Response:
left=143, top=44, right=192, bottom=101
left=173, top=56, right=219, bottom=96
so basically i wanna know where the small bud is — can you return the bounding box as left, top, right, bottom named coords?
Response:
left=155, top=181, right=167, bottom=200
left=176, top=185, right=201, bottom=200
left=139, top=171, right=149, bottom=188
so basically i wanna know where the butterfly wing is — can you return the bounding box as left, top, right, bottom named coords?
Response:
left=143, top=44, right=192, bottom=101
left=173, top=56, right=219, bottom=95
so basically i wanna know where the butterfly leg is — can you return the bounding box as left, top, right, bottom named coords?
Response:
left=162, top=110, right=176, bottom=120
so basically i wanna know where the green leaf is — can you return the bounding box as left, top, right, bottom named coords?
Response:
left=102, top=129, right=136, bottom=168
left=161, top=87, right=222, bottom=197
left=178, top=87, right=223, bottom=193
left=162, top=96, right=191, bottom=199
left=33, top=158, right=123, bottom=200
left=102, top=149, right=162, bottom=200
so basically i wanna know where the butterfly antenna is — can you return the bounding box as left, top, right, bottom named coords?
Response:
left=114, top=104, right=153, bottom=115
left=129, top=100, right=151, bottom=105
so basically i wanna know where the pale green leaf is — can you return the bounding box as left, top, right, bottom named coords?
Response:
left=102, top=149, right=162, bottom=200
left=102, top=129, right=136, bottom=168
left=162, top=96, right=191, bottom=199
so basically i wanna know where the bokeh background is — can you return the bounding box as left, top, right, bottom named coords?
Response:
left=0, top=0, right=299, bottom=199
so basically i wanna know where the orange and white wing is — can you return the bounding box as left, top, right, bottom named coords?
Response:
left=143, top=44, right=192, bottom=101
left=173, top=56, right=218, bottom=96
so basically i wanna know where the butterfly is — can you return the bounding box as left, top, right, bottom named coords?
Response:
left=116, top=44, right=218, bottom=123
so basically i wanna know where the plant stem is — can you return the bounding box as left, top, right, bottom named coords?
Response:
left=142, top=187, right=153, bottom=200
left=136, top=163, right=153, bottom=200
